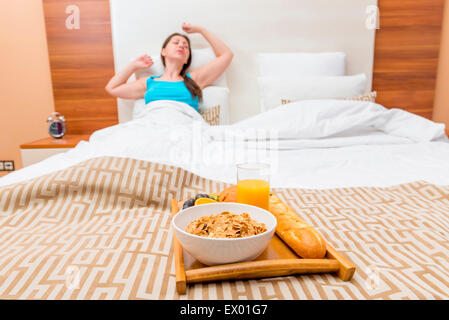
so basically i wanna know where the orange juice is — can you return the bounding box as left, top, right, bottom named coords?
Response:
left=237, top=179, right=270, bottom=210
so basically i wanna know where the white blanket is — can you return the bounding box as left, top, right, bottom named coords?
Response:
left=1, top=99, right=449, bottom=189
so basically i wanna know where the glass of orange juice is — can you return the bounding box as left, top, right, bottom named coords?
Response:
left=236, top=163, right=270, bottom=210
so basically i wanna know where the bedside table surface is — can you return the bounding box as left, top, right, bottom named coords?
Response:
left=20, top=134, right=90, bottom=149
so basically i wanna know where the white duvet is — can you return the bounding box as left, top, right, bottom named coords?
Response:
left=1, top=99, right=449, bottom=189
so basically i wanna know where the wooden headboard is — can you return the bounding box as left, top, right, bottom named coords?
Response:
left=42, top=0, right=445, bottom=134
left=372, top=0, right=445, bottom=119
left=42, top=0, right=118, bottom=134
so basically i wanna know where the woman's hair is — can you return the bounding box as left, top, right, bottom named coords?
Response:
left=161, top=33, right=202, bottom=102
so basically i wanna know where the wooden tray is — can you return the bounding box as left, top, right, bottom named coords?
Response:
left=171, top=196, right=356, bottom=294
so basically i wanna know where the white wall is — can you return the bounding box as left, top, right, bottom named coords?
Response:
left=110, top=0, right=377, bottom=123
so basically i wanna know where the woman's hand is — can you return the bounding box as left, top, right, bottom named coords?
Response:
left=132, top=54, right=153, bottom=70
left=182, top=22, right=203, bottom=34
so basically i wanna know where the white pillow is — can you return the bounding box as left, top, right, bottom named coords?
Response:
left=134, top=48, right=227, bottom=87
left=132, top=86, right=230, bottom=124
left=258, top=73, right=367, bottom=111
left=199, top=86, right=230, bottom=125
left=258, top=52, right=346, bottom=77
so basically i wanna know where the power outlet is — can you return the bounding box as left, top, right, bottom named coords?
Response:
left=0, top=161, right=15, bottom=171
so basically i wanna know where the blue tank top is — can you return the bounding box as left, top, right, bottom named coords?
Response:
left=144, top=73, right=199, bottom=111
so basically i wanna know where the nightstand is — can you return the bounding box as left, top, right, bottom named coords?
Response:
left=20, top=134, right=90, bottom=167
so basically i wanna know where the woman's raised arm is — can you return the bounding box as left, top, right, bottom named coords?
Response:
left=105, top=55, right=152, bottom=99
left=183, top=23, right=233, bottom=89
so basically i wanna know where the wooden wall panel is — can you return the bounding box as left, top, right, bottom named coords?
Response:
left=42, top=0, right=117, bottom=134
left=373, top=0, right=445, bottom=119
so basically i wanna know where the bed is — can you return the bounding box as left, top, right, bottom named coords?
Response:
left=2, top=0, right=449, bottom=300
left=1, top=97, right=449, bottom=299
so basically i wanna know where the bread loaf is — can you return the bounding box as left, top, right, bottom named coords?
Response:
left=218, top=185, right=327, bottom=259
left=269, top=194, right=326, bottom=259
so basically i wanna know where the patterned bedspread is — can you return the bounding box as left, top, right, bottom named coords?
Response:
left=1, top=156, right=448, bottom=299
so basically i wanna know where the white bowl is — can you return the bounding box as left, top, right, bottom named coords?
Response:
left=171, top=202, right=277, bottom=266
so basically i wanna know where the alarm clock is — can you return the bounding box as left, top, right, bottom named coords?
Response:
left=46, top=112, right=66, bottom=138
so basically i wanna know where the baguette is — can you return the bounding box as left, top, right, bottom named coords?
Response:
left=218, top=185, right=327, bottom=259
left=269, top=194, right=327, bottom=259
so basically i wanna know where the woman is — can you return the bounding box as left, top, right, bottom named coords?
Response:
left=105, top=22, right=233, bottom=112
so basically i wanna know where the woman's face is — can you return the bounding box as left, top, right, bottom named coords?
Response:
left=162, top=35, right=190, bottom=64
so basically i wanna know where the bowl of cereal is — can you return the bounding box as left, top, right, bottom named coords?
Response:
left=171, top=202, right=277, bottom=266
